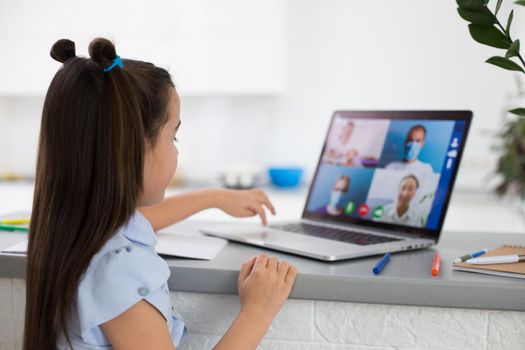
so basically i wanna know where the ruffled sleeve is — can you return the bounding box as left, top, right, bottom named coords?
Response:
left=76, top=234, right=171, bottom=340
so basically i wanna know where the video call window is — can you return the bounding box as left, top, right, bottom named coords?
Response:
left=367, top=169, right=440, bottom=227
left=321, top=118, right=390, bottom=167
left=307, top=116, right=458, bottom=230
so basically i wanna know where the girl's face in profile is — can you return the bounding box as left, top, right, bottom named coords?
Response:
left=140, top=87, right=181, bottom=206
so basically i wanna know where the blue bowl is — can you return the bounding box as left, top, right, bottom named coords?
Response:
left=268, top=167, right=303, bottom=188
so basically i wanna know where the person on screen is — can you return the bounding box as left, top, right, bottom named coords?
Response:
left=379, top=174, right=426, bottom=227
left=326, top=175, right=350, bottom=215
left=323, top=121, right=361, bottom=166
left=385, top=125, right=433, bottom=178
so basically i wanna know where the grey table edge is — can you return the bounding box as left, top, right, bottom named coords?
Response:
left=1, top=221, right=524, bottom=312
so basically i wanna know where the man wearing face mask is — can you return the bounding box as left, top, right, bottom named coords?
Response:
left=377, top=174, right=426, bottom=227
left=326, top=175, right=350, bottom=215
left=385, top=125, right=433, bottom=185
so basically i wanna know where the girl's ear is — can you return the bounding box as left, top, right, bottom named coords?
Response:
left=144, top=137, right=155, bottom=154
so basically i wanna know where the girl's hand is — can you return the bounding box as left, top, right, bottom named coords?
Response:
left=212, top=255, right=297, bottom=349
left=237, top=255, right=297, bottom=322
left=215, top=188, right=276, bottom=226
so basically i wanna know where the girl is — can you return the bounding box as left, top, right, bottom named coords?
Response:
left=24, top=38, right=297, bottom=350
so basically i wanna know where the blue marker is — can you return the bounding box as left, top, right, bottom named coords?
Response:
left=453, top=248, right=488, bottom=264
left=373, top=253, right=391, bottom=275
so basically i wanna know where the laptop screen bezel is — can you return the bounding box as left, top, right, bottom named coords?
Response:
left=301, top=110, right=472, bottom=241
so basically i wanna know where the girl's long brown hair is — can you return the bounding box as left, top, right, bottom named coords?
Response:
left=24, top=38, right=174, bottom=350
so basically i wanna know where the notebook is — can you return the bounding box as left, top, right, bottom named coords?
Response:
left=453, top=245, right=525, bottom=279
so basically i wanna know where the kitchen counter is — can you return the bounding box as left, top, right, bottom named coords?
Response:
left=1, top=183, right=524, bottom=349
left=1, top=221, right=524, bottom=311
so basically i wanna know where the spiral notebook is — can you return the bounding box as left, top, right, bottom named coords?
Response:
left=452, top=245, right=525, bottom=279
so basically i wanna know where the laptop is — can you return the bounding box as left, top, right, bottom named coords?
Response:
left=201, top=111, right=472, bottom=261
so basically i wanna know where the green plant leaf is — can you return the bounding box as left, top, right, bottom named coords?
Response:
left=506, top=40, right=520, bottom=58
left=510, top=108, right=525, bottom=116
left=457, top=0, right=486, bottom=10
left=506, top=10, right=514, bottom=35
left=486, top=56, right=525, bottom=72
left=496, top=0, right=503, bottom=15
left=458, top=7, right=496, bottom=25
left=468, top=24, right=511, bottom=49
left=516, top=1, right=525, bottom=6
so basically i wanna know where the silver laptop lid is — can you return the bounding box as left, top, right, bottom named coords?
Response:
left=301, top=111, right=472, bottom=242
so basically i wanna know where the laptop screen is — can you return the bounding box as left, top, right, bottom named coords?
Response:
left=303, top=111, right=472, bottom=238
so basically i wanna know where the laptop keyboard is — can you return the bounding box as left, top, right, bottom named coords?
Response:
left=270, top=223, right=402, bottom=246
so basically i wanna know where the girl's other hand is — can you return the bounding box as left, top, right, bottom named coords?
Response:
left=215, top=188, right=276, bottom=226
left=237, top=255, right=297, bottom=322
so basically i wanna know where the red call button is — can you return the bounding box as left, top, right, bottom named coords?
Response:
left=358, top=204, right=369, bottom=217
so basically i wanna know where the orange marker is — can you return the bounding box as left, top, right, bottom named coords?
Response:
left=431, top=254, right=441, bottom=276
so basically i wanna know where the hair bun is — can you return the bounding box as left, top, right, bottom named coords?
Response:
left=50, top=39, right=76, bottom=63
left=88, top=38, right=117, bottom=68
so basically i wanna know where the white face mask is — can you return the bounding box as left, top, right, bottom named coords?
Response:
left=330, top=190, right=343, bottom=208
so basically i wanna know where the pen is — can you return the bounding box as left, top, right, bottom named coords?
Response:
left=0, top=218, right=30, bottom=225
left=466, top=255, right=525, bottom=265
left=431, top=254, right=440, bottom=276
left=373, top=253, right=391, bottom=275
left=453, top=248, right=488, bottom=264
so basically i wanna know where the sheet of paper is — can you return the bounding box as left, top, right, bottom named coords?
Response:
left=1, top=240, right=28, bottom=255
left=1, top=232, right=228, bottom=260
left=155, top=231, right=227, bottom=260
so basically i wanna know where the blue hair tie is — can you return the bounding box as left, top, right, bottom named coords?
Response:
left=103, top=55, right=124, bottom=73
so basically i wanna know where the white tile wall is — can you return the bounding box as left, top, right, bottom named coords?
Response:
left=167, top=291, right=524, bottom=350
left=1, top=279, right=524, bottom=350
left=313, top=302, right=487, bottom=349
left=0, top=279, right=13, bottom=319
left=487, top=311, right=525, bottom=350
left=0, top=317, right=15, bottom=350
left=0, top=278, right=14, bottom=350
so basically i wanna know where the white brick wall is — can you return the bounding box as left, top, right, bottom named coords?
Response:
left=171, top=293, right=525, bottom=350
left=0, top=279, right=23, bottom=350
left=1, top=278, right=524, bottom=350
